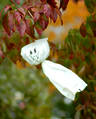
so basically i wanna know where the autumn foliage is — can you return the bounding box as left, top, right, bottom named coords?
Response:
left=1, top=0, right=69, bottom=37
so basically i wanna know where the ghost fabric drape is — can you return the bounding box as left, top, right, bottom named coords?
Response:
left=42, top=60, right=87, bottom=100
left=21, top=38, right=87, bottom=100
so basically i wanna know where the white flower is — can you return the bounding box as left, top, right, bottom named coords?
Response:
left=42, top=60, right=87, bottom=100
left=21, top=38, right=50, bottom=65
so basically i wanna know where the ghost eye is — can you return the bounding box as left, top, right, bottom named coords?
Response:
left=34, top=48, right=36, bottom=53
left=30, top=51, right=32, bottom=54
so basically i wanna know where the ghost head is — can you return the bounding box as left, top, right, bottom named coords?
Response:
left=21, top=38, right=50, bottom=65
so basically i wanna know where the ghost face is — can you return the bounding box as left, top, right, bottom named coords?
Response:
left=21, top=43, right=40, bottom=65
left=21, top=38, right=50, bottom=65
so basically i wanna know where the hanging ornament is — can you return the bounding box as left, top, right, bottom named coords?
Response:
left=21, top=38, right=87, bottom=100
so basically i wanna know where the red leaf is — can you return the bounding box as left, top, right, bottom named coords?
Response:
left=69, top=53, right=74, bottom=60
left=80, top=23, right=86, bottom=37
left=60, top=0, right=69, bottom=10
left=50, top=7, right=57, bottom=23
left=16, top=20, right=26, bottom=37
left=40, top=0, right=46, bottom=3
left=3, top=12, right=15, bottom=36
left=47, top=0, right=57, bottom=8
left=14, top=11, right=21, bottom=24
left=0, top=5, right=12, bottom=20
left=7, top=43, right=15, bottom=50
left=33, top=12, right=40, bottom=22
left=8, top=13, right=15, bottom=33
left=39, top=16, right=49, bottom=30
left=25, top=37, right=30, bottom=44
left=18, top=8, right=26, bottom=16
left=25, top=19, right=31, bottom=35
left=43, top=4, right=51, bottom=17
left=2, top=14, right=11, bottom=36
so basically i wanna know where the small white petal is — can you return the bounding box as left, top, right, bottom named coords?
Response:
left=42, top=60, right=87, bottom=100
left=21, top=38, right=50, bottom=65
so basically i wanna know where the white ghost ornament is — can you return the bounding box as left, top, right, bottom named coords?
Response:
left=42, top=60, right=87, bottom=100
left=21, top=38, right=87, bottom=100
left=21, top=38, right=50, bottom=65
